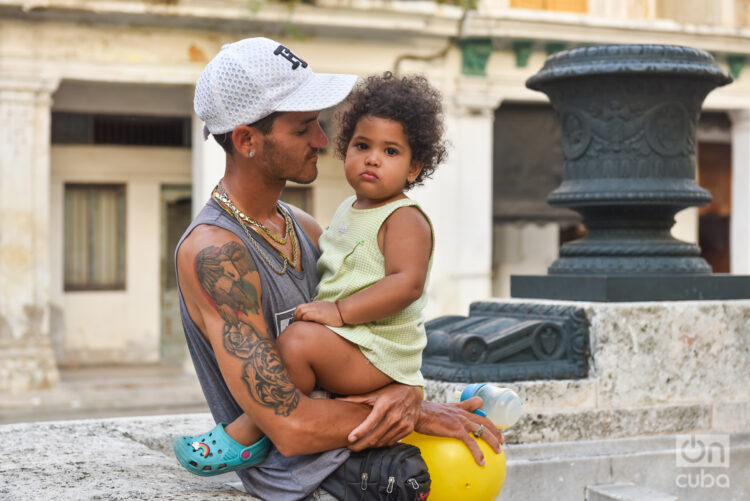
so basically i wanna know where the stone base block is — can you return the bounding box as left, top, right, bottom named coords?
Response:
left=585, top=483, right=678, bottom=501
left=453, top=299, right=750, bottom=411
left=511, top=274, right=750, bottom=301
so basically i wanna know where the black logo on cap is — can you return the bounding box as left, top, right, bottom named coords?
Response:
left=274, top=45, right=308, bottom=70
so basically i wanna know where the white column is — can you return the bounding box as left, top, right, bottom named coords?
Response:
left=729, top=109, right=750, bottom=275
left=0, top=75, right=60, bottom=391
left=588, top=0, right=656, bottom=19
left=718, top=0, right=736, bottom=27
left=672, top=208, right=698, bottom=244
left=191, top=113, right=226, bottom=217
left=416, top=92, right=496, bottom=316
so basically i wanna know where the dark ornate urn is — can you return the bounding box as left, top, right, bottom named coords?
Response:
left=511, top=45, right=750, bottom=301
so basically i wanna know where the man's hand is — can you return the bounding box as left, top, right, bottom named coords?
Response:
left=414, top=397, right=504, bottom=466
left=293, top=301, right=343, bottom=326
left=337, top=384, right=422, bottom=450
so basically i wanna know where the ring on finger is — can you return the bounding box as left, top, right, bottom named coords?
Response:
left=473, top=423, right=485, bottom=438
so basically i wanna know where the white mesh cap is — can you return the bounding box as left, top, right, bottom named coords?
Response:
left=194, top=37, right=357, bottom=139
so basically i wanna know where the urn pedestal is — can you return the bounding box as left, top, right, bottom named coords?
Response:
left=510, top=45, right=750, bottom=301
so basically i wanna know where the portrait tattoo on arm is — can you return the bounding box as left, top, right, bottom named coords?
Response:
left=196, top=241, right=300, bottom=416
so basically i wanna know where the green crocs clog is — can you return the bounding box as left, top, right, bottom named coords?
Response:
left=173, top=423, right=270, bottom=476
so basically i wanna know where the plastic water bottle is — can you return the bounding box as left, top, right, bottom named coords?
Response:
left=460, top=383, right=523, bottom=429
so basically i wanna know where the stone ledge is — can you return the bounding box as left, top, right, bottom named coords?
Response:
left=426, top=378, right=599, bottom=412
left=0, top=414, right=256, bottom=501
left=504, top=403, right=711, bottom=444
left=3, top=414, right=748, bottom=500
left=426, top=380, right=724, bottom=443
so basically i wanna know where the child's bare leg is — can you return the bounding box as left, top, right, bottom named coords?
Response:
left=224, top=413, right=263, bottom=446
left=220, top=321, right=391, bottom=446
left=277, top=320, right=394, bottom=395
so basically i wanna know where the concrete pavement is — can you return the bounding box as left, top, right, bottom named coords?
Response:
left=0, top=364, right=209, bottom=425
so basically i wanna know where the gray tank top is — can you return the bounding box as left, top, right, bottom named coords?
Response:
left=176, top=199, right=349, bottom=500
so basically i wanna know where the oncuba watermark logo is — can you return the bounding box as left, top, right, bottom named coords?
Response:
left=675, top=434, right=730, bottom=489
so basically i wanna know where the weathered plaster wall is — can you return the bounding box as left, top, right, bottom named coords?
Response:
left=50, top=146, right=191, bottom=365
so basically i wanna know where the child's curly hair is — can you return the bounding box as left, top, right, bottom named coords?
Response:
left=335, top=72, right=448, bottom=191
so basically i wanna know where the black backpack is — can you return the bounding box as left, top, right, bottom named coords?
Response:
left=320, top=443, right=431, bottom=500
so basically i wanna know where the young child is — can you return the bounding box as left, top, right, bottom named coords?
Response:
left=175, top=72, right=447, bottom=475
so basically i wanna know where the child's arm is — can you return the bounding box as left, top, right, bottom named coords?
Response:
left=294, top=205, right=432, bottom=326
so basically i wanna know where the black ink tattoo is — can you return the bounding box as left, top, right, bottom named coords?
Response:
left=246, top=338, right=300, bottom=417
left=196, top=242, right=299, bottom=416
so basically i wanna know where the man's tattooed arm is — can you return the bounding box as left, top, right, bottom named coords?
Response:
left=196, top=241, right=299, bottom=417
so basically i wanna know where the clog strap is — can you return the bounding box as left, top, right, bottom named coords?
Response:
left=210, top=423, right=270, bottom=461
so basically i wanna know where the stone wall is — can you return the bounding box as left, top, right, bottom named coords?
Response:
left=426, top=299, right=750, bottom=444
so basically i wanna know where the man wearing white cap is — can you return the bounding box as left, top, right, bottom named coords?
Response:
left=175, top=37, right=498, bottom=499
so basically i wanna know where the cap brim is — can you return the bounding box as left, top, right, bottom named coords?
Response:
left=275, top=72, right=358, bottom=114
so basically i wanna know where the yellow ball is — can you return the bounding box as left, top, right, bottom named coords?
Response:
left=401, top=432, right=506, bottom=501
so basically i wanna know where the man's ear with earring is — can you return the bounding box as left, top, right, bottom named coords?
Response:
left=231, top=126, right=256, bottom=159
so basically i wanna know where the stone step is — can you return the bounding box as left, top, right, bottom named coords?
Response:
left=586, top=483, right=678, bottom=501
left=427, top=380, right=716, bottom=443
left=500, top=432, right=748, bottom=501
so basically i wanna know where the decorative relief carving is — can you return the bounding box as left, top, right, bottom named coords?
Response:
left=422, top=302, right=589, bottom=383
left=646, top=102, right=691, bottom=156
left=558, top=100, right=695, bottom=167
left=560, top=110, right=590, bottom=159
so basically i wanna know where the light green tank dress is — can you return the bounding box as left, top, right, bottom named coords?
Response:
left=315, top=196, right=433, bottom=386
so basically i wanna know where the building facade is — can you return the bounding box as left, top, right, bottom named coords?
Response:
left=1, top=0, right=749, bottom=389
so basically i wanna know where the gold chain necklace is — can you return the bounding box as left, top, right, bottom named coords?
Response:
left=212, top=184, right=299, bottom=275
left=216, top=181, right=292, bottom=245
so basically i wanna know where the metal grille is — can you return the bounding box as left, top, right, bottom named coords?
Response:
left=52, top=112, right=191, bottom=147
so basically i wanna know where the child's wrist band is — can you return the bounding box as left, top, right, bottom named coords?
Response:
left=335, top=300, right=346, bottom=325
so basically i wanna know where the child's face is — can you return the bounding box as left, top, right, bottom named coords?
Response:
left=344, top=116, right=422, bottom=209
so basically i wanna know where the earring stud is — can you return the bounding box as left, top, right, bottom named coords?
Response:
left=248, top=151, right=255, bottom=158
